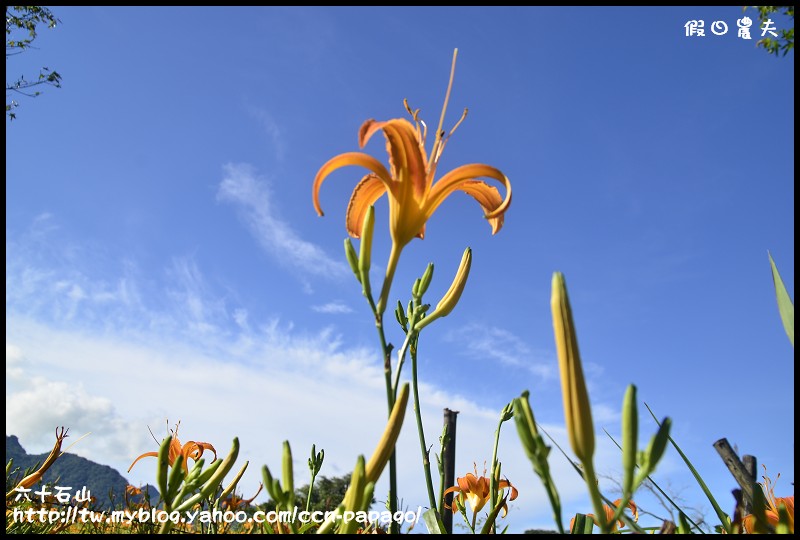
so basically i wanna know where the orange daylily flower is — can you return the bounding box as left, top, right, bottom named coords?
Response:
left=742, top=467, right=794, bottom=533
left=570, top=499, right=639, bottom=533
left=313, top=52, right=511, bottom=315
left=443, top=463, right=518, bottom=518
left=221, top=483, right=263, bottom=511
left=6, top=427, right=69, bottom=500
left=127, top=421, right=217, bottom=474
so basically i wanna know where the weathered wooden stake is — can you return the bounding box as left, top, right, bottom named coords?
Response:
left=742, top=454, right=758, bottom=515
left=713, top=438, right=757, bottom=514
left=442, top=408, right=458, bottom=534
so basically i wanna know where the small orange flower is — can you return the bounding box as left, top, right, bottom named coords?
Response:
left=742, top=467, right=794, bottom=533
left=570, top=499, right=639, bottom=532
left=443, top=463, right=518, bottom=518
left=6, top=427, right=69, bottom=499
left=221, top=484, right=263, bottom=511
left=127, top=421, right=216, bottom=474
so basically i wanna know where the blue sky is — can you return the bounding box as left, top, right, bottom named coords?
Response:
left=6, top=6, right=794, bottom=533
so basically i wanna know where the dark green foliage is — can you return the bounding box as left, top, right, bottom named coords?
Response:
left=6, top=6, right=63, bottom=120
left=745, top=6, right=794, bottom=57
left=295, top=474, right=353, bottom=513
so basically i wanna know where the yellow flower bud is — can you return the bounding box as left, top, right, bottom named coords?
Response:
left=366, top=383, right=409, bottom=483
left=281, top=441, right=294, bottom=503
left=551, top=272, right=595, bottom=463
left=415, top=248, right=471, bottom=331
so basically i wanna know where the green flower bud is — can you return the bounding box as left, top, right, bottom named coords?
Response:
left=344, top=238, right=360, bottom=283
left=621, top=384, right=638, bottom=495
left=358, top=206, right=375, bottom=298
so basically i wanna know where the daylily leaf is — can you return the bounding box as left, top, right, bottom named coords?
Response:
left=571, top=513, right=593, bottom=534
left=422, top=508, right=447, bottom=534
left=645, top=403, right=732, bottom=533
left=769, top=251, right=794, bottom=347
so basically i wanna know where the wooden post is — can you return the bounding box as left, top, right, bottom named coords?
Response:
left=742, top=454, right=757, bottom=515
left=713, top=438, right=757, bottom=514
left=442, top=408, right=458, bottom=534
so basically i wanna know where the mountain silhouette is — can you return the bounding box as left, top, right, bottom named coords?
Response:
left=6, top=435, right=159, bottom=511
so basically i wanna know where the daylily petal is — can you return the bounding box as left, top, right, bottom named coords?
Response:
left=466, top=473, right=488, bottom=497
left=626, top=500, right=639, bottom=522
left=358, top=118, right=428, bottom=199
left=570, top=499, right=638, bottom=532
left=468, top=495, right=487, bottom=514
left=168, top=437, right=182, bottom=463
left=776, top=496, right=794, bottom=532
left=179, top=440, right=216, bottom=471
left=427, top=164, right=512, bottom=230
left=456, top=180, right=506, bottom=234
left=742, top=514, right=757, bottom=533
left=182, top=443, right=199, bottom=462
left=442, top=486, right=463, bottom=514
left=191, top=441, right=217, bottom=461
left=776, top=496, right=794, bottom=513
left=498, top=479, right=519, bottom=502
left=500, top=499, right=511, bottom=518
left=496, top=479, right=519, bottom=518
left=605, top=499, right=638, bottom=529
left=313, top=152, right=393, bottom=217
left=127, top=451, right=158, bottom=473
left=346, top=174, right=388, bottom=238
left=462, top=474, right=489, bottom=514
left=442, top=485, right=461, bottom=497
left=457, top=475, right=472, bottom=493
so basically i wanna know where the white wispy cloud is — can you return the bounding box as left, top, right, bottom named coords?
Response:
left=247, top=106, right=286, bottom=162
left=217, top=163, right=349, bottom=279
left=7, top=316, right=614, bottom=533
left=311, top=302, right=353, bottom=314
left=445, top=323, right=555, bottom=380
left=6, top=343, right=155, bottom=467
left=165, top=256, right=230, bottom=337
left=5, top=219, right=633, bottom=533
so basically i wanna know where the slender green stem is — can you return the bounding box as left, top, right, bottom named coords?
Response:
left=371, top=314, right=399, bottom=534
left=392, top=328, right=414, bottom=401
left=410, top=338, right=438, bottom=511
left=305, top=475, right=314, bottom=513
left=582, top=460, right=610, bottom=533
left=373, top=316, right=394, bottom=411
left=487, top=403, right=513, bottom=534
left=488, top=420, right=503, bottom=534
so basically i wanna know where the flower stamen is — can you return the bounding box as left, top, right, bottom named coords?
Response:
left=428, top=48, right=459, bottom=175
